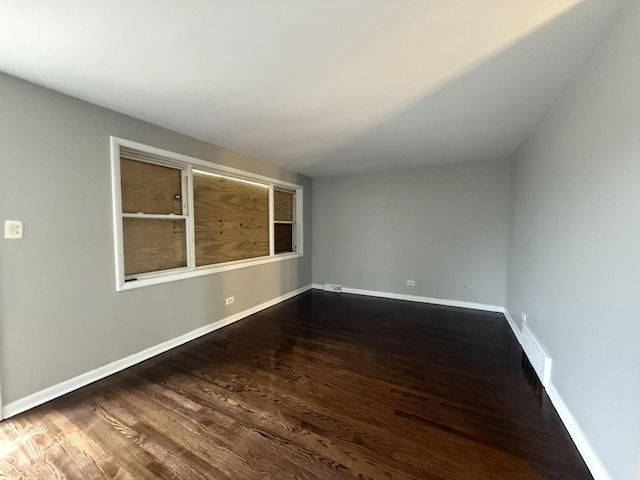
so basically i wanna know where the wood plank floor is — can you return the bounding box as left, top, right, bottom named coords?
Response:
left=0, top=291, right=591, bottom=479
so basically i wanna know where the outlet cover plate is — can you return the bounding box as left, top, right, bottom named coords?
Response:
left=4, top=220, right=23, bottom=239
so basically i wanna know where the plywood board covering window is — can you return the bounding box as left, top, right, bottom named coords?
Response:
left=275, top=223, right=293, bottom=253
left=120, top=158, right=187, bottom=276
left=111, top=138, right=303, bottom=290
left=123, top=218, right=186, bottom=275
left=193, top=172, right=269, bottom=266
left=274, top=189, right=294, bottom=221
left=121, top=158, right=182, bottom=214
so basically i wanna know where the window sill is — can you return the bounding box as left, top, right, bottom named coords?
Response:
left=117, top=252, right=303, bottom=291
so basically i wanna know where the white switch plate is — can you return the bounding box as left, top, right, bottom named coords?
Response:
left=4, top=220, right=23, bottom=239
left=407, top=280, right=415, bottom=286
left=225, top=296, right=234, bottom=305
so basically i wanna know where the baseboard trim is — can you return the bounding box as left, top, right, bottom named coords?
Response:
left=2, top=284, right=312, bottom=419
left=311, top=284, right=503, bottom=313
left=503, top=309, right=522, bottom=344
left=503, top=309, right=611, bottom=480
left=546, top=383, right=613, bottom=480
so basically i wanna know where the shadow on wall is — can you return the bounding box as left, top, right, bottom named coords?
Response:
left=276, top=255, right=308, bottom=301
left=301, top=1, right=615, bottom=176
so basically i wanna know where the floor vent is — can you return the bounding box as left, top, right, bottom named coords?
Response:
left=323, top=284, right=343, bottom=293
left=521, top=351, right=544, bottom=405
left=521, top=323, right=552, bottom=387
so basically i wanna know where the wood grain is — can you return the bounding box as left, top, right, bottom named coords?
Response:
left=0, top=291, right=592, bottom=479
left=275, top=223, right=293, bottom=253
left=121, top=158, right=182, bottom=215
left=123, top=218, right=186, bottom=276
left=193, top=172, right=269, bottom=266
left=274, top=189, right=294, bottom=222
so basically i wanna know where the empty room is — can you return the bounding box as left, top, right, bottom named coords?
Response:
left=0, top=1, right=638, bottom=479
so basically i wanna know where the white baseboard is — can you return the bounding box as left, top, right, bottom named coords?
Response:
left=503, top=309, right=611, bottom=480
left=506, top=309, right=553, bottom=388
left=546, top=383, right=612, bottom=480
left=521, top=323, right=552, bottom=387
left=2, top=284, right=312, bottom=419
left=503, top=309, right=522, bottom=344
left=311, top=284, right=504, bottom=313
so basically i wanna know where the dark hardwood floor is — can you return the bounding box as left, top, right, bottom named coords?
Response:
left=0, top=290, right=591, bottom=479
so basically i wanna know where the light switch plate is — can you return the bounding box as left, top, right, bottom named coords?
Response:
left=4, top=220, right=23, bottom=239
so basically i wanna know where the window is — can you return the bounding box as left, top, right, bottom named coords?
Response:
left=193, top=170, right=270, bottom=265
left=274, top=189, right=296, bottom=253
left=111, top=137, right=303, bottom=290
left=120, top=158, right=189, bottom=276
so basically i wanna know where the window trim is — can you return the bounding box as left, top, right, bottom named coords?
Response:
left=110, top=136, right=303, bottom=291
left=273, top=187, right=297, bottom=254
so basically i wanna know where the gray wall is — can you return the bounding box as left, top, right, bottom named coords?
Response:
left=312, top=159, right=510, bottom=307
left=505, top=3, right=640, bottom=479
left=0, top=73, right=312, bottom=406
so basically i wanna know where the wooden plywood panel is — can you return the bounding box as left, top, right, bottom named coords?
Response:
left=274, top=189, right=294, bottom=221
left=194, top=173, right=269, bottom=266
left=121, top=158, right=182, bottom=214
left=123, top=218, right=186, bottom=276
left=275, top=223, right=293, bottom=253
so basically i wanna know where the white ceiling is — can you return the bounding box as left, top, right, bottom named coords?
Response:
left=0, top=1, right=627, bottom=176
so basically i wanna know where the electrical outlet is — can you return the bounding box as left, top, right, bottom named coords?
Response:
left=521, top=312, right=527, bottom=323
left=4, top=220, right=23, bottom=239
left=226, top=296, right=234, bottom=306
left=406, top=280, right=415, bottom=286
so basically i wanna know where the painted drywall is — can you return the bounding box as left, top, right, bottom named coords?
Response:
left=505, top=2, right=640, bottom=479
left=0, top=73, right=312, bottom=406
left=312, top=159, right=510, bottom=307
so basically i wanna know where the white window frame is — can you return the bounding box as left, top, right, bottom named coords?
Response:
left=273, top=187, right=298, bottom=254
left=110, top=137, right=303, bottom=291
